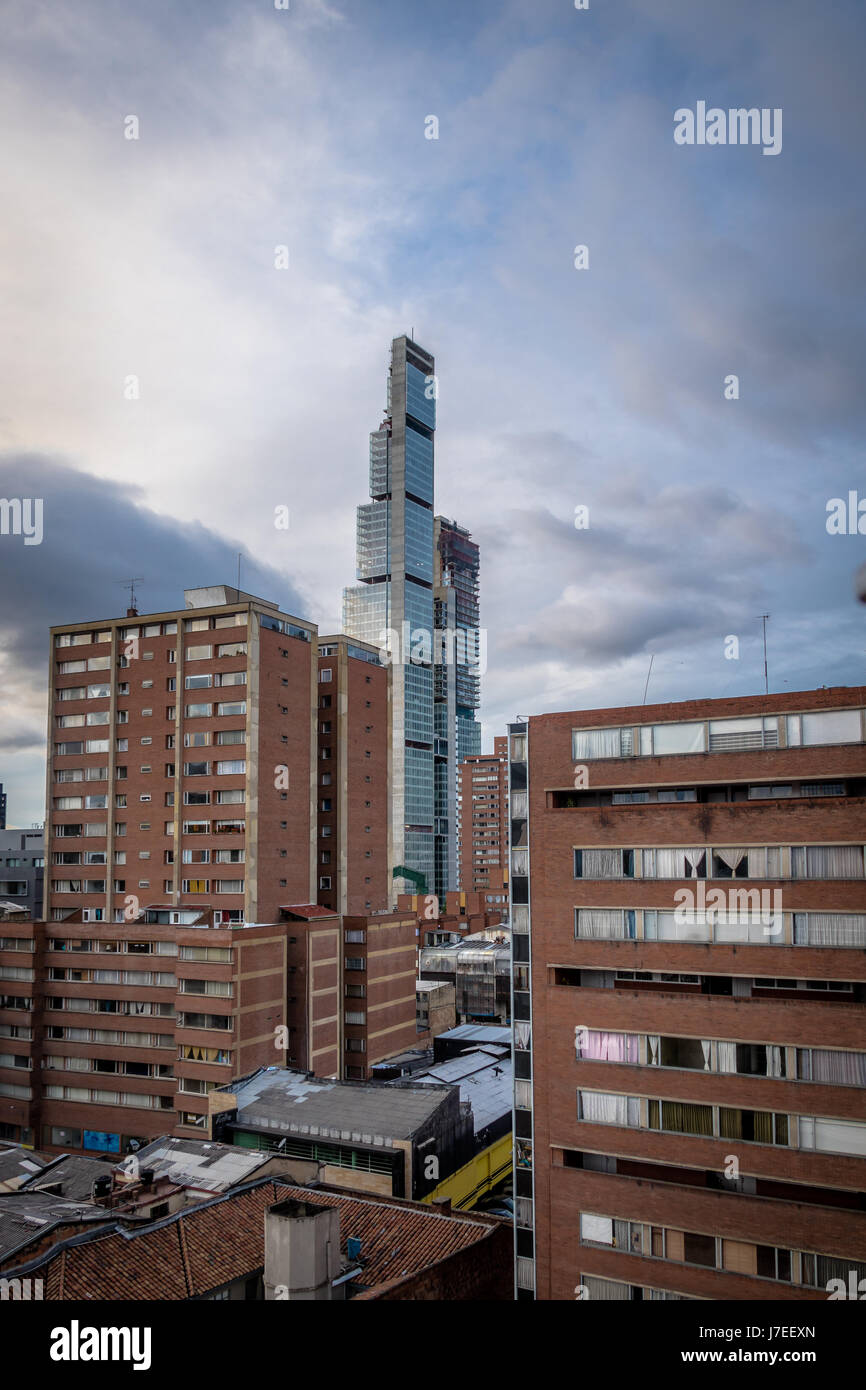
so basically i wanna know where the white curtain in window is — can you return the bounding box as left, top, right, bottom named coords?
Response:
left=717, top=1042, right=737, bottom=1073
left=576, top=909, right=625, bottom=940
left=766, top=1045, right=784, bottom=1078
left=582, top=1275, right=631, bottom=1301
left=514, top=1022, right=531, bottom=1050
left=715, top=847, right=747, bottom=872
left=646, top=1035, right=659, bottom=1065
left=798, top=1048, right=866, bottom=1086
left=579, top=1090, right=629, bottom=1124
left=573, top=728, right=622, bottom=760
left=684, top=848, right=706, bottom=877
left=794, top=913, right=866, bottom=947
left=793, top=846, right=865, bottom=879
left=581, top=849, right=622, bottom=878
left=650, top=848, right=683, bottom=878
left=700, top=1040, right=711, bottom=1071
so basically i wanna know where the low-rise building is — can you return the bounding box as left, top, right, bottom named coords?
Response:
left=209, top=1065, right=475, bottom=1201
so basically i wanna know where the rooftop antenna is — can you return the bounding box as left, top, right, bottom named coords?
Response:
left=642, top=654, right=654, bottom=705
left=237, top=552, right=242, bottom=591
left=759, top=614, right=770, bottom=694
left=117, top=577, right=144, bottom=616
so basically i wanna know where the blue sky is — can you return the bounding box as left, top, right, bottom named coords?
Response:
left=1, top=0, right=864, bottom=824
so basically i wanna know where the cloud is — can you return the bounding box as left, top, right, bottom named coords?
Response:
left=1, top=0, right=864, bottom=817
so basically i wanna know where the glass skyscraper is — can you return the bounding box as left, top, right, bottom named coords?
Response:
left=343, top=338, right=481, bottom=900
left=344, top=336, right=437, bottom=896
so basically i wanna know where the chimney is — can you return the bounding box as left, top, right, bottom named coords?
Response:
left=126, top=607, right=138, bottom=617
left=431, top=1196, right=452, bottom=1216
left=264, top=1199, right=342, bottom=1301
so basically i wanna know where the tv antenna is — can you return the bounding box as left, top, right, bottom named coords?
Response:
left=117, top=577, right=144, bottom=614
left=642, top=654, right=654, bottom=705
left=759, top=614, right=770, bottom=694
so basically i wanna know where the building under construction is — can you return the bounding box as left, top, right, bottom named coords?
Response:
left=419, top=934, right=511, bottom=1024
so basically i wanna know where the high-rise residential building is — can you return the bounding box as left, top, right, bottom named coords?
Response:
left=44, top=585, right=317, bottom=927
left=434, top=517, right=481, bottom=898
left=343, top=336, right=437, bottom=899
left=458, top=737, right=509, bottom=897
left=315, top=635, right=391, bottom=916
left=508, top=688, right=866, bottom=1301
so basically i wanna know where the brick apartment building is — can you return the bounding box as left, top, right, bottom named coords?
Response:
left=459, top=737, right=509, bottom=897
left=0, top=906, right=295, bottom=1154
left=44, top=585, right=317, bottom=927
left=315, top=636, right=390, bottom=915
left=0, top=585, right=423, bottom=1153
left=508, top=688, right=866, bottom=1301
left=280, top=905, right=419, bottom=1079
left=0, top=898, right=423, bottom=1154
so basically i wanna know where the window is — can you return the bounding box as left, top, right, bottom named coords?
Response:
left=319, top=669, right=332, bottom=683
left=216, top=702, right=246, bottom=717
left=572, top=727, right=634, bottom=760
left=574, top=849, right=634, bottom=879
left=216, top=760, right=245, bottom=775
left=800, top=709, right=862, bottom=747
left=185, top=645, right=213, bottom=661
left=185, top=674, right=212, bottom=690
left=217, top=642, right=246, bottom=658
left=185, top=704, right=212, bottom=718
left=791, top=846, right=864, bottom=880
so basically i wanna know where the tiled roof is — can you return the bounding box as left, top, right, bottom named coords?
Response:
left=26, top=1179, right=496, bottom=1300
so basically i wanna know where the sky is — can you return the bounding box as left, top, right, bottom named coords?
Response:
left=1, top=0, right=865, bottom=825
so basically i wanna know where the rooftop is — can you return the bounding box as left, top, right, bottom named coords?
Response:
left=225, top=1067, right=454, bottom=1144
left=0, top=1190, right=116, bottom=1265
left=437, top=1023, right=512, bottom=1046
left=0, top=1144, right=50, bottom=1191
left=19, top=1154, right=116, bottom=1202
left=113, top=1136, right=272, bottom=1193
left=11, top=1177, right=501, bottom=1299
left=397, top=1047, right=512, bottom=1136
